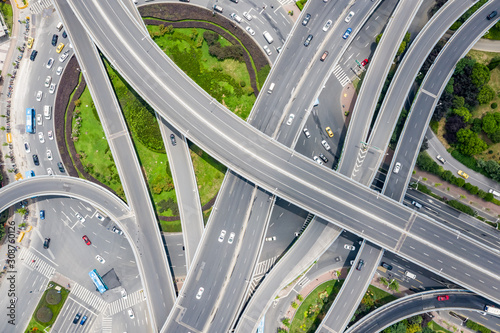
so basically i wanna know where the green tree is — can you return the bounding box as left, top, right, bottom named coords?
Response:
left=452, top=95, right=465, bottom=109
left=478, top=85, right=495, bottom=104
left=16, top=208, right=27, bottom=216
left=445, top=77, right=455, bottom=94
left=452, top=106, right=471, bottom=122
left=389, top=279, right=399, bottom=292
left=489, top=129, right=500, bottom=143
left=376, top=33, right=382, bottom=44
left=455, top=56, right=476, bottom=75
left=482, top=112, right=500, bottom=134
left=456, top=128, right=488, bottom=156
left=488, top=55, right=500, bottom=70
left=471, top=62, right=491, bottom=87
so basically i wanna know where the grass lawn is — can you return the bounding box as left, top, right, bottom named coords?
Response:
left=25, top=282, right=69, bottom=332
left=290, top=280, right=343, bottom=333
left=190, top=143, right=226, bottom=206
left=148, top=25, right=256, bottom=120
left=72, top=87, right=123, bottom=196
left=0, top=2, right=13, bottom=36
left=427, top=320, right=454, bottom=333
left=485, top=26, right=500, bottom=41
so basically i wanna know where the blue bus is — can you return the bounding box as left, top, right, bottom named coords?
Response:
left=88, top=269, right=108, bottom=294
left=26, top=108, right=35, bottom=134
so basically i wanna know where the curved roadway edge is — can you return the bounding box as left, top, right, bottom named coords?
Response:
left=337, top=0, right=424, bottom=175
left=158, top=115, right=204, bottom=270
left=358, top=0, right=477, bottom=187
left=64, top=0, right=500, bottom=306
left=316, top=242, right=384, bottom=333
left=234, top=218, right=342, bottom=332
left=382, top=0, right=500, bottom=201
left=54, top=1, right=177, bottom=330
left=345, top=289, right=488, bottom=333
left=121, top=0, right=146, bottom=32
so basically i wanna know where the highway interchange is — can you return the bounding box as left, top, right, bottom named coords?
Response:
left=2, top=0, right=500, bottom=332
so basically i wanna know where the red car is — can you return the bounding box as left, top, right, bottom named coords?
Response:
left=82, top=235, right=91, bottom=246
left=437, top=295, right=449, bottom=301
left=361, top=58, right=369, bottom=67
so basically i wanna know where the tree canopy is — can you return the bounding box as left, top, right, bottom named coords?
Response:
left=456, top=128, right=487, bottom=156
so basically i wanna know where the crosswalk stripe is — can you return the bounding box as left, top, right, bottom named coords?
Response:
left=29, top=0, right=53, bottom=14
left=18, top=248, right=55, bottom=278
left=108, top=289, right=146, bottom=316
left=71, top=282, right=108, bottom=313
left=333, top=65, right=351, bottom=87
left=102, top=316, right=113, bottom=333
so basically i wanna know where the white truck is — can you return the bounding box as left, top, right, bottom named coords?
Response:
left=44, top=105, right=52, bottom=119
left=263, top=31, right=273, bottom=44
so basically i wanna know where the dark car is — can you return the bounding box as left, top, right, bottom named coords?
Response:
left=62, top=30, right=67, bottom=38
left=170, top=134, right=176, bottom=146
left=319, top=153, right=328, bottom=163
left=302, top=13, right=311, bottom=26
left=43, top=238, right=50, bottom=249
left=487, top=11, right=497, bottom=20
left=57, top=162, right=65, bottom=173
left=80, top=315, right=87, bottom=325
left=73, top=313, right=81, bottom=324
left=356, top=259, right=365, bottom=271
left=51, top=34, right=58, bottom=46
left=82, top=235, right=91, bottom=246
left=381, top=262, right=392, bottom=270
left=437, top=295, right=449, bottom=301
left=33, top=154, right=40, bottom=166
left=304, top=34, right=313, bottom=47
left=40, top=210, right=45, bottom=220
left=30, top=50, right=38, bottom=61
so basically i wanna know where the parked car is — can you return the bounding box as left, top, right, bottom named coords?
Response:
left=73, top=313, right=81, bottom=324
left=40, top=210, right=45, bottom=220
left=344, top=244, right=355, bottom=251
left=112, top=226, right=123, bottom=235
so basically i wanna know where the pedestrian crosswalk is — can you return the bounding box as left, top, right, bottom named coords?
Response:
left=254, top=256, right=278, bottom=276
left=71, top=282, right=108, bottom=313
left=298, top=275, right=310, bottom=287
left=18, top=247, right=55, bottom=278
left=276, top=0, right=295, bottom=6
left=101, top=316, right=113, bottom=333
left=108, top=289, right=146, bottom=315
left=29, top=0, right=53, bottom=14
left=333, top=64, right=351, bottom=87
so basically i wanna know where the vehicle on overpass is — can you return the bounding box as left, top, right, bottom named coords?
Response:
left=484, top=305, right=500, bottom=316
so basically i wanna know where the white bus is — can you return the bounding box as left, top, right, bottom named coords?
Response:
left=484, top=305, right=500, bottom=316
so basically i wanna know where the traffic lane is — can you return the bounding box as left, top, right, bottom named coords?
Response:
left=163, top=233, right=187, bottom=278
left=404, top=190, right=500, bottom=251
left=399, top=236, right=500, bottom=300
left=348, top=293, right=487, bottom=333
left=53, top=298, right=97, bottom=333
left=460, top=309, right=500, bottom=332
left=408, top=215, right=500, bottom=277
left=209, top=189, right=272, bottom=332
left=175, top=176, right=257, bottom=330
left=384, top=93, right=436, bottom=200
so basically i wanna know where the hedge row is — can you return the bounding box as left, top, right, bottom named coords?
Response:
left=466, top=319, right=491, bottom=333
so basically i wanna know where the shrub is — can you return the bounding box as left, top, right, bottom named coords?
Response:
left=447, top=200, right=475, bottom=216
left=492, top=102, right=498, bottom=109
left=45, top=290, right=62, bottom=305
left=74, top=99, right=81, bottom=107
left=36, top=306, right=53, bottom=323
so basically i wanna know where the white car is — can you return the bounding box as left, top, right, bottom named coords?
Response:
left=286, top=114, right=295, bottom=125
left=263, top=45, right=272, bottom=56
left=230, top=13, right=242, bottom=23
left=24, top=142, right=30, bottom=153
left=246, top=26, right=255, bottom=36
left=243, top=12, right=252, bottom=21
left=46, top=58, right=54, bottom=69
left=345, top=11, right=355, bottom=23
left=49, top=83, right=56, bottom=94
left=96, top=212, right=105, bottom=222
left=265, top=236, right=276, bottom=241
left=323, top=19, right=332, bottom=32
left=228, top=232, right=235, bottom=244
left=218, top=230, right=226, bottom=242
left=436, top=155, right=446, bottom=164
left=56, top=66, right=63, bottom=75
left=196, top=287, right=204, bottom=299
left=127, top=308, right=135, bottom=319
left=48, top=130, right=54, bottom=140
left=321, top=140, right=331, bottom=150
left=46, top=149, right=52, bottom=160
left=47, top=168, right=53, bottom=176
left=37, top=114, right=43, bottom=125
left=313, top=156, right=323, bottom=165
left=121, top=289, right=127, bottom=299
left=36, top=90, right=43, bottom=102
left=76, top=212, right=86, bottom=223
left=303, top=128, right=311, bottom=138
left=44, top=76, right=52, bottom=87
left=344, top=244, right=355, bottom=251
left=95, top=255, right=105, bottom=264
left=59, top=52, right=69, bottom=62
left=393, top=162, right=401, bottom=174
left=38, top=132, right=45, bottom=143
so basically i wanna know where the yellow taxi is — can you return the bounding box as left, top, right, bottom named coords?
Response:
left=56, top=43, right=65, bottom=54
left=457, top=170, right=469, bottom=179
left=325, top=127, right=334, bottom=137
left=27, top=37, right=34, bottom=49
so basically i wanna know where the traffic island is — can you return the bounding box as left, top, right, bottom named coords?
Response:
left=24, top=282, right=69, bottom=333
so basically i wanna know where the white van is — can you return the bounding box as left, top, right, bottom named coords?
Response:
left=56, top=22, right=63, bottom=31
left=405, top=271, right=416, bottom=279
left=263, top=31, right=274, bottom=44
left=44, top=105, right=52, bottom=120
left=489, top=189, right=500, bottom=197
left=411, top=201, right=422, bottom=209
left=268, top=83, right=275, bottom=94
left=213, top=4, right=223, bottom=13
